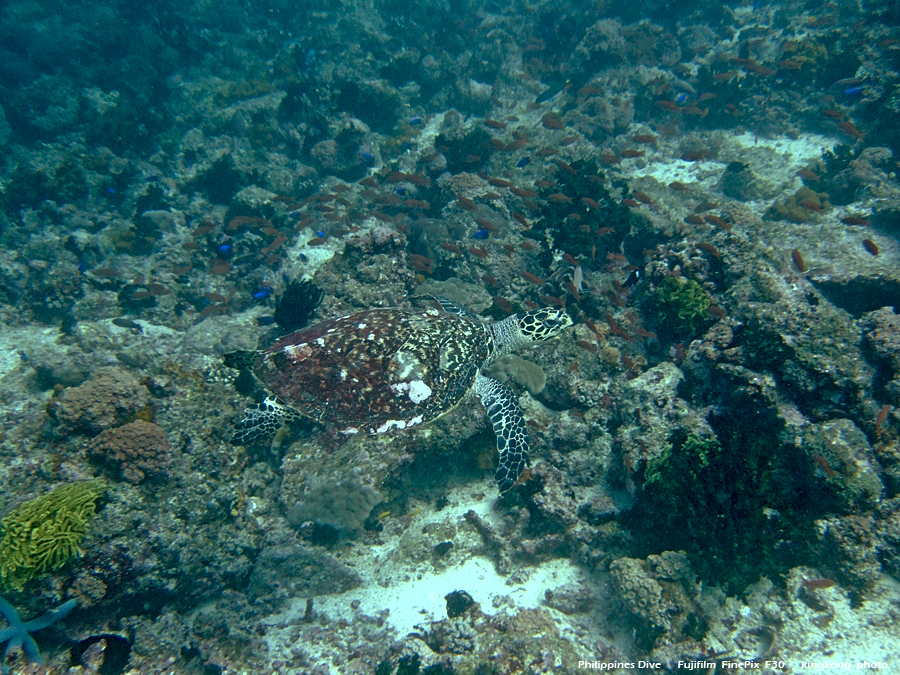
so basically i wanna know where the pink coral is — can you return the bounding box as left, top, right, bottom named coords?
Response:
left=90, top=420, right=171, bottom=484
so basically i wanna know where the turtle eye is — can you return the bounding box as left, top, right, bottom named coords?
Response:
left=543, top=312, right=568, bottom=330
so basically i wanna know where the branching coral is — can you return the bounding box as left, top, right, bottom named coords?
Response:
left=0, top=480, right=104, bottom=591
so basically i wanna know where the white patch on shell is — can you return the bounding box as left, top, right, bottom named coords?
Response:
left=367, top=333, right=375, bottom=341
left=390, top=382, right=410, bottom=397
left=316, top=337, right=325, bottom=346
left=342, top=427, right=359, bottom=435
left=407, top=379, right=432, bottom=404
left=391, top=380, right=429, bottom=403
left=358, top=322, right=367, bottom=329
left=340, top=368, right=348, bottom=380
left=375, top=415, right=425, bottom=434
left=284, top=343, right=313, bottom=362
left=376, top=419, right=408, bottom=433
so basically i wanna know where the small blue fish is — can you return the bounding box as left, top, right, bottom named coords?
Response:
left=473, top=229, right=490, bottom=240
left=316, top=231, right=325, bottom=238
left=516, top=156, right=531, bottom=168
left=395, top=187, right=407, bottom=196
left=253, top=287, right=273, bottom=301
left=360, top=151, right=376, bottom=165
left=409, top=116, right=422, bottom=126
left=676, top=92, right=688, bottom=103
left=105, top=187, right=117, bottom=195
left=217, top=243, right=233, bottom=256
left=843, top=86, right=864, bottom=96
left=77, top=262, right=88, bottom=273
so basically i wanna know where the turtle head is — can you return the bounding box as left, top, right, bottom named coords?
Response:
left=488, top=308, right=572, bottom=360
left=518, top=308, right=573, bottom=342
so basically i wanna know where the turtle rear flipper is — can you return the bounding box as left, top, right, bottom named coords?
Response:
left=474, top=374, right=528, bottom=492
left=232, top=395, right=303, bottom=445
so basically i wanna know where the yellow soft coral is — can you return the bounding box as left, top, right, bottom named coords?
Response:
left=0, top=480, right=104, bottom=591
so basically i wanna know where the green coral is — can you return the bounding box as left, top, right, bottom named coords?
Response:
left=736, top=320, right=792, bottom=370
left=0, top=480, right=104, bottom=591
left=645, top=434, right=715, bottom=490
left=628, top=412, right=822, bottom=592
left=653, top=277, right=711, bottom=335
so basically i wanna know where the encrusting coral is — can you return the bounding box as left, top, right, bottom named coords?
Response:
left=89, top=419, right=172, bottom=484
left=0, top=480, right=104, bottom=591
left=53, top=367, right=150, bottom=435
left=286, top=468, right=382, bottom=531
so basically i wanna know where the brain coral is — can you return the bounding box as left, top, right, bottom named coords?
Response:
left=90, top=420, right=172, bottom=484
left=55, top=367, right=150, bottom=435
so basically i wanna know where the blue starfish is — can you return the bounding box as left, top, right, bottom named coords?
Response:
left=0, top=596, right=77, bottom=674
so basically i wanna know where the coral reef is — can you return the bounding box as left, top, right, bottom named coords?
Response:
left=1, top=0, right=900, bottom=669
left=801, top=419, right=883, bottom=511
left=861, top=306, right=900, bottom=404
left=818, top=514, right=882, bottom=597
left=652, top=277, right=712, bottom=337
left=533, top=158, right=633, bottom=267
left=286, top=468, right=382, bottom=532
left=609, top=557, right=675, bottom=635
left=53, top=367, right=151, bottom=435
left=0, top=480, right=104, bottom=591
left=627, top=420, right=822, bottom=591
left=89, top=420, right=172, bottom=484
left=247, top=529, right=362, bottom=605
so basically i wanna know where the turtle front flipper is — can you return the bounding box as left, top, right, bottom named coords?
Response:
left=474, top=373, right=528, bottom=492
left=232, top=395, right=304, bottom=445
left=431, top=295, right=479, bottom=320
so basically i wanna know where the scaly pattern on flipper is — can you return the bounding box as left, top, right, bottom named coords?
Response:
left=474, top=373, right=528, bottom=492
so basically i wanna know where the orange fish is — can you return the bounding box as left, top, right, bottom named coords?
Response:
left=838, top=120, right=864, bottom=140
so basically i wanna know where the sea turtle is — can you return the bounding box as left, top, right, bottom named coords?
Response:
left=224, top=297, right=572, bottom=491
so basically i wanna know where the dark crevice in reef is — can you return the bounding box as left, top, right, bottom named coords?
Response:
left=811, top=276, right=900, bottom=317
